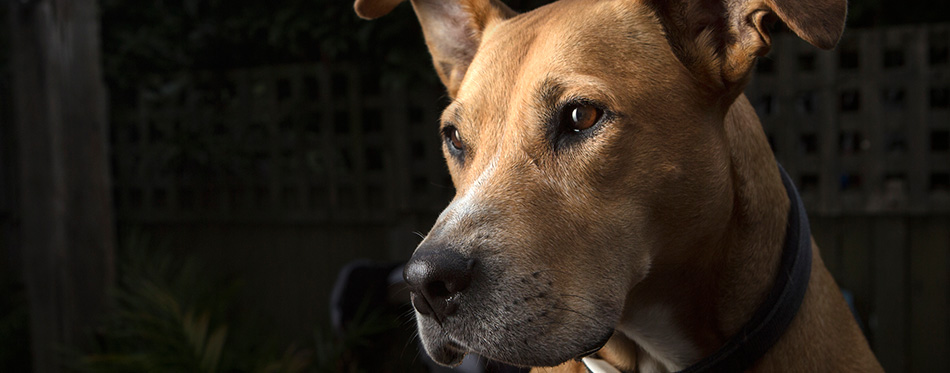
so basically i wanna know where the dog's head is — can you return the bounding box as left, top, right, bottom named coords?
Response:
left=355, top=0, right=845, bottom=367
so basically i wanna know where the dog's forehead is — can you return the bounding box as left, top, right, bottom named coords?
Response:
left=451, top=0, right=668, bottom=123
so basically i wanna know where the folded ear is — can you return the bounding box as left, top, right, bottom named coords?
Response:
left=767, top=0, right=848, bottom=50
left=354, top=0, right=405, bottom=19
left=649, top=0, right=846, bottom=94
left=355, top=0, right=516, bottom=97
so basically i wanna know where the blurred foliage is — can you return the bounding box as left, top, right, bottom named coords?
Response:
left=0, top=270, right=31, bottom=372
left=95, top=0, right=949, bottom=103
left=73, top=231, right=245, bottom=372
left=0, top=0, right=24, bottom=354
left=313, top=299, right=417, bottom=373
left=1, top=4, right=11, bottom=120
left=99, top=0, right=438, bottom=105
left=96, top=0, right=597, bottom=103
left=73, top=231, right=419, bottom=373
left=848, top=0, right=950, bottom=27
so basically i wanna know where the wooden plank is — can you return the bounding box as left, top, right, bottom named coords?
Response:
left=871, top=217, right=907, bottom=372
left=347, top=69, right=369, bottom=217
left=906, top=27, right=930, bottom=212
left=817, top=33, right=840, bottom=214
left=318, top=66, right=339, bottom=211
left=811, top=215, right=842, bottom=276
left=384, top=83, right=418, bottom=260
left=862, top=29, right=886, bottom=212
left=804, top=38, right=835, bottom=213
left=908, top=216, right=950, bottom=372
left=773, top=34, right=797, bottom=177
left=8, top=1, right=116, bottom=372
left=838, top=217, right=873, bottom=331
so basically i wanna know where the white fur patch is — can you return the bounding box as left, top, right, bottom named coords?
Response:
left=442, top=154, right=499, bottom=229
left=583, top=357, right=623, bottom=373
left=618, top=304, right=700, bottom=372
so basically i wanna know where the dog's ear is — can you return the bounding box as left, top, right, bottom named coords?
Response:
left=648, top=0, right=846, bottom=94
left=355, top=0, right=516, bottom=97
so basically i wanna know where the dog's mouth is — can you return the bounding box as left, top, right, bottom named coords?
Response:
left=418, top=307, right=617, bottom=368
left=572, top=331, right=614, bottom=361
left=427, top=338, right=468, bottom=367
left=409, top=256, right=626, bottom=367
left=434, top=330, right=613, bottom=368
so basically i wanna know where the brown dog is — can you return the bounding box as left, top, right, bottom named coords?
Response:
left=354, top=0, right=883, bottom=371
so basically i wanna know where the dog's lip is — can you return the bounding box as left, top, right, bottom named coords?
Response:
left=429, top=338, right=468, bottom=367
left=572, top=330, right=614, bottom=361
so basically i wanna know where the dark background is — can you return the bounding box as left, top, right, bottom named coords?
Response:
left=1, top=0, right=949, bottom=372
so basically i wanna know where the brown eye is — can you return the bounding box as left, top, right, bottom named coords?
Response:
left=565, top=104, right=602, bottom=131
left=444, top=126, right=463, bottom=150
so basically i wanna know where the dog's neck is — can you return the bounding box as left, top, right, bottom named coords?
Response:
left=612, top=94, right=790, bottom=372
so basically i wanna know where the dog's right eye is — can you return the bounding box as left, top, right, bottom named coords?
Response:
left=548, top=100, right=610, bottom=151
left=562, top=103, right=603, bottom=132
left=443, top=126, right=464, bottom=151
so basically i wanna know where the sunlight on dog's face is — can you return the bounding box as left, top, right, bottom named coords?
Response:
left=414, top=0, right=736, bottom=367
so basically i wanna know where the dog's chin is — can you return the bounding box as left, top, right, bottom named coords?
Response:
left=419, top=317, right=615, bottom=368
left=501, top=328, right=614, bottom=367
left=423, top=338, right=468, bottom=367
left=570, top=330, right=615, bottom=361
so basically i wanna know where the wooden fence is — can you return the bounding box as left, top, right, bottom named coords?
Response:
left=746, top=24, right=950, bottom=214
left=812, top=215, right=949, bottom=372
left=109, top=25, right=950, bottom=371
left=112, top=66, right=453, bottom=223
left=0, top=61, right=15, bottom=279
left=110, top=65, right=455, bottom=341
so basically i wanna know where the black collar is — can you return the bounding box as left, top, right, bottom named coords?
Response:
left=677, top=162, right=812, bottom=372
left=583, top=163, right=813, bottom=373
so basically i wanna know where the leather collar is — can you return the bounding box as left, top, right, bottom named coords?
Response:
left=583, top=163, right=813, bottom=373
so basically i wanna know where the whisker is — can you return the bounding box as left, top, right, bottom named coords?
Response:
left=400, top=308, right=418, bottom=326
left=552, top=305, right=604, bottom=327
left=559, top=293, right=601, bottom=305
left=400, top=328, right=420, bottom=358
left=530, top=268, right=573, bottom=276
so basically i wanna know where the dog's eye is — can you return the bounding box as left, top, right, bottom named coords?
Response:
left=563, top=104, right=602, bottom=131
left=443, top=126, right=463, bottom=151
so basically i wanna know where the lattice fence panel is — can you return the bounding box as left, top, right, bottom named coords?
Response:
left=112, top=66, right=452, bottom=222
left=113, top=25, right=950, bottom=221
left=747, top=24, right=950, bottom=214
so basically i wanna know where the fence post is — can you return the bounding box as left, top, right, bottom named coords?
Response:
left=907, top=27, right=931, bottom=212
left=8, top=0, right=116, bottom=371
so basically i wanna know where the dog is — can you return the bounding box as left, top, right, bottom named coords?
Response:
left=354, top=0, right=883, bottom=371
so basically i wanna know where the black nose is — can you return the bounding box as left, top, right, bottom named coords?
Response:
left=403, top=249, right=475, bottom=322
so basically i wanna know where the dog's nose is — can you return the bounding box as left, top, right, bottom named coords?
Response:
left=403, top=249, right=474, bottom=321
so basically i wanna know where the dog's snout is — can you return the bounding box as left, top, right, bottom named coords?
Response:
left=404, top=249, right=475, bottom=320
